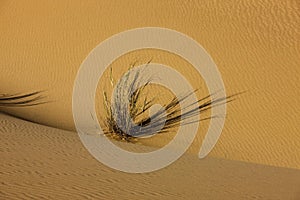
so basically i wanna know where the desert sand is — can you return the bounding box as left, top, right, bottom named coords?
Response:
left=1, top=0, right=300, bottom=198
left=0, top=0, right=299, bottom=169
left=1, top=113, right=300, bottom=199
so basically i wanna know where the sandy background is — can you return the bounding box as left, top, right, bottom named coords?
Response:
left=0, top=0, right=299, bottom=171
left=1, top=113, right=300, bottom=199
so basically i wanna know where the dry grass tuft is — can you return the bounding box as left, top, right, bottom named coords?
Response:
left=0, top=91, right=47, bottom=107
left=101, top=66, right=236, bottom=142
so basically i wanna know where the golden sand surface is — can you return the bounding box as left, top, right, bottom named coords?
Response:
left=0, top=0, right=299, bottom=169
left=1, top=113, right=300, bottom=199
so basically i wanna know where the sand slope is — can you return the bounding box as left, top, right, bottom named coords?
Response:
left=1, top=113, right=300, bottom=199
left=0, top=0, right=299, bottom=169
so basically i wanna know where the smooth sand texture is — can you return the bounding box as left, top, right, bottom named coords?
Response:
left=0, top=1, right=299, bottom=169
left=1, top=113, right=300, bottom=199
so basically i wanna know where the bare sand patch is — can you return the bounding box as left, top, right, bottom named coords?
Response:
left=1, top=113, right=300, bottom=199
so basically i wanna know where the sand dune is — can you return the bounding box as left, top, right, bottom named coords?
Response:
left=0, top=0, right=299, bottom=169
left=1, top=0, right=300, bottom=199
left=1, top=113, right=300, bottom=199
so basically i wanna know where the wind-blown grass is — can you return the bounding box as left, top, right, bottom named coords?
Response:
left=101, top=66, right=237, bottom=142
left=0, top=91, right=46, bottom=107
